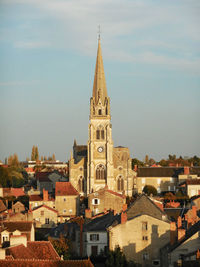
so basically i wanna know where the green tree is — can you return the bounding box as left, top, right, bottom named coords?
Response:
left=35, top=146, right=39, bottom=161
left=132, top=158, right=144, bottom=169
left=143, top=185, right=157, bottom=196
left=105, top=246, right=128, bottom=267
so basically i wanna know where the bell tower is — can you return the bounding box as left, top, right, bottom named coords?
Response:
left=87, top=38, right=114, bottom=194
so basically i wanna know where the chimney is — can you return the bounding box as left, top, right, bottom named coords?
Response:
left=170, top=222, right=177, bottom=245
left=178, top=228, right=185, bottom=241
left=121, top=211, right=127, bottom=224
left=85, top=209, right=92, bottom=219
left=122, top=204, right=127, bottom=212
left=184, top=166, right=190, bottom=175
left=192, top=205, right=197, bottom=218
left=197, top=249, right=200, bottom=259
left=43, top=189, right=48, bottom=201
left=177, top=216, right=182, bottom=229
left=104, top=208, right=107, bottom=214
left=134, top=165, right=137, bottom=172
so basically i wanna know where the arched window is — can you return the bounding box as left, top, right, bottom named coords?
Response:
left=98, top=109, right=102, bottom=115
left=96, top=164, right=106, bottom=180
left=96, top=130, right=100, bottom=139
left=117, top=176, right=124, bottom=191
left=101, top=130, right=104, bottom=139
left=78, top=177, right=84, bottom=192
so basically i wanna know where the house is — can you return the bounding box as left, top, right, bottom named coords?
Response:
left=0, top=200, right=7, bottom=215
left=82, top=210, right=120, bottom=257
left=161, top=220, right=200, bottom=267
left=88, top=186, right=126, bottom=215
left=29, top=189, right=55, bottom=209
left=12, top=201, right=25, bottom=213
left=107, top=194, right=171, bottom=266
left=55, top=182, right=80, bottom=221
left=0, top=187, right=25, bottom=198
left=0, top=221, right=35, bottom=246
left=136, top=167, right=184, bottom=194
left=180, top=179, right=200, bottom=198
left=31, top=204, right=58, bottom=228
left=36, top=172, right=53, bottom=193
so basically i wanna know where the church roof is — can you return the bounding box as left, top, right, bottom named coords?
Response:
left=92, top=38, right=107, bottom=105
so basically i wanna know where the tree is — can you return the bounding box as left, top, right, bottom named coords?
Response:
left=41, top=156, right=44, bottom=161
left=145, top=155, right=149, bottom=165
left=44, top=156, right=47, bottom=161
left=105, top=246, right=129, bottom=267
left=52, top=153, right=56, bottom=161
left=143, top=185, right=157, bottom=196
left=48, top=235, right=71, bottom=260
left=31, top=146, right=36, bottom=161
left=132, top=158, right=144, bottom=169
left=8, top=154, right=19, bottom=167
left=35, top=146, right=39, bottom=161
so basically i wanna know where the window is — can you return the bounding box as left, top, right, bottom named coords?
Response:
left=96, top=164, right=106, bottom=180
left=98, top=109, right=102, bottom=115
left=101, top=130, right=104, bottom=139
left=63, top=209, right=66, bottom=213
left=142, top=252, right=149, bottom=260
left=40, top=211, right=44, bottom=216
left=117, top=176, right=124, bottom=191
left=96, top=130, right=100, bottom=139
left=90, top=234, right=99, bottom=241
left=157, top=179, right=161, bottom=185
left=63, top=198, right=66, bottom=202
left=2, top=235, right=9, bottom=242
left=142, top=178, right=145, bottom=184
left=152, top=260, right=160, bottom=266
left=45, top=218, right=49, bottom=224
left=142, top=236, right=148, bottom=241
left=142, top=222, right=148, bottom=231
left=92, top=198, right=100, bottom=205
left=78, top=177, right=84, bottom=192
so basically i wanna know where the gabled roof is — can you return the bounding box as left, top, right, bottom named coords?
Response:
left=1, top=221, right=33, bottom=233
left=169, top=220, right=200, bottom=252
left=29, top=195, right=54, bottom=202
left=0, top=199, right=7, bottom=213
left=127, top=194, right=169, bottom=222
left=32, top=204, right=58, bottom=213
left=89, top=187, right=125, bottom=199
left=0, top=259, right=94, bottom=267
left=10, top=188, right=25, bottom=197
left=84, top=211, right=120, bottom=231
left=137, top=167, right=184, bottom=178
left=55, top=182, right=79, bottom=196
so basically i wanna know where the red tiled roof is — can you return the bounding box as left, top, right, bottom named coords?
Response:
left=0, top=259, right=94, bottom=267
left=32, top=205, right=58, bottom=213
left=29, top=195, right=54, bottom=202
left=0, top=199, right=7, bottom=213
left=10, top=188, right=25, bottom=197
left=35, top=172, right=51, bottom=179
left=25, top=167, right=35, bottom=173
left=55, top=182, right=79, bottom=196
left=106, top=189, right=126, bottom=199
left=2, top=221, right=33, bottom=232
left=6, top=244, right=36, bottom=259
left=186, top=179, right=200, bottom=185
left=27, top=241, right=60, bottom=260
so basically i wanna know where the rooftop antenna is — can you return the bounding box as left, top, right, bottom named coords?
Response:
left=98, top=25, right=101, bottom=40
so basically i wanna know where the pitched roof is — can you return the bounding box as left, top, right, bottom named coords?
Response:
left=186, top=179, right=200, bottom=185
left=1, top=221, right=33, bottom=232
left=29, top=195, right=54, bottom=202
left=0, top=199, right=7, bottom=213
left=84, top=211, right=120, bottom=231
left=106, top=189, right=126, bottom=199
left=27, top=241, right=60, bottom=260
left=137, top=167, right=184, bottom=178
left=0, top=259, right=94, bottom=267
left=127, top=194, right=169, bottom=222
left=6, top=244, right=36, bottom=259
left=55, top=182, right=79, bottom=196
left=10, top=188, right=25, bottom=197
left=32, top=205, right=58, bottom=213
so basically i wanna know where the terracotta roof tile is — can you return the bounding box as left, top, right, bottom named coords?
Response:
left=0, top=199, right=7, bottom=213
left=55, top=182, right=79, bottom=196
left=27, top=241, right=60, bottom=260
left=6, top=244, right=36, bottom=259
left=106, top=189, right=125, bottom=199
left=186, top=179, right=200, bottom=185
left=2, top=221, right=33, bottom=232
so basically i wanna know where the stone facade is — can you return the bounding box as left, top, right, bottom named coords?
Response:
left=88, top=186, right=126, bottom=215
left=108, top=214, right=170, bottom=266
left=31, top=205, right=58, bottom=228
left=69, top=39, right=135, bottom=197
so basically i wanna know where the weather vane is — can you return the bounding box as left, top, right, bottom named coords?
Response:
left=98, top=25, right=101, bottom=40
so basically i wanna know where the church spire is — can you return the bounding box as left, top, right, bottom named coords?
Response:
left=92, top=38, right=108, bottom=105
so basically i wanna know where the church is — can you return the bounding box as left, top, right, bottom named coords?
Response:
left=69, top=38, right=136, bottom=197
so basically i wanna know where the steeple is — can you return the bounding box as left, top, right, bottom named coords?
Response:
left=92, top=38, right=108, bottom=105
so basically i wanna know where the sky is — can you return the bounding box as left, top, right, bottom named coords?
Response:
left=0, top=0, right=200, bottom=163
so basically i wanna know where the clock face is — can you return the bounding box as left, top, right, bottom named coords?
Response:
left=97, top=146, right=103, bottom=153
